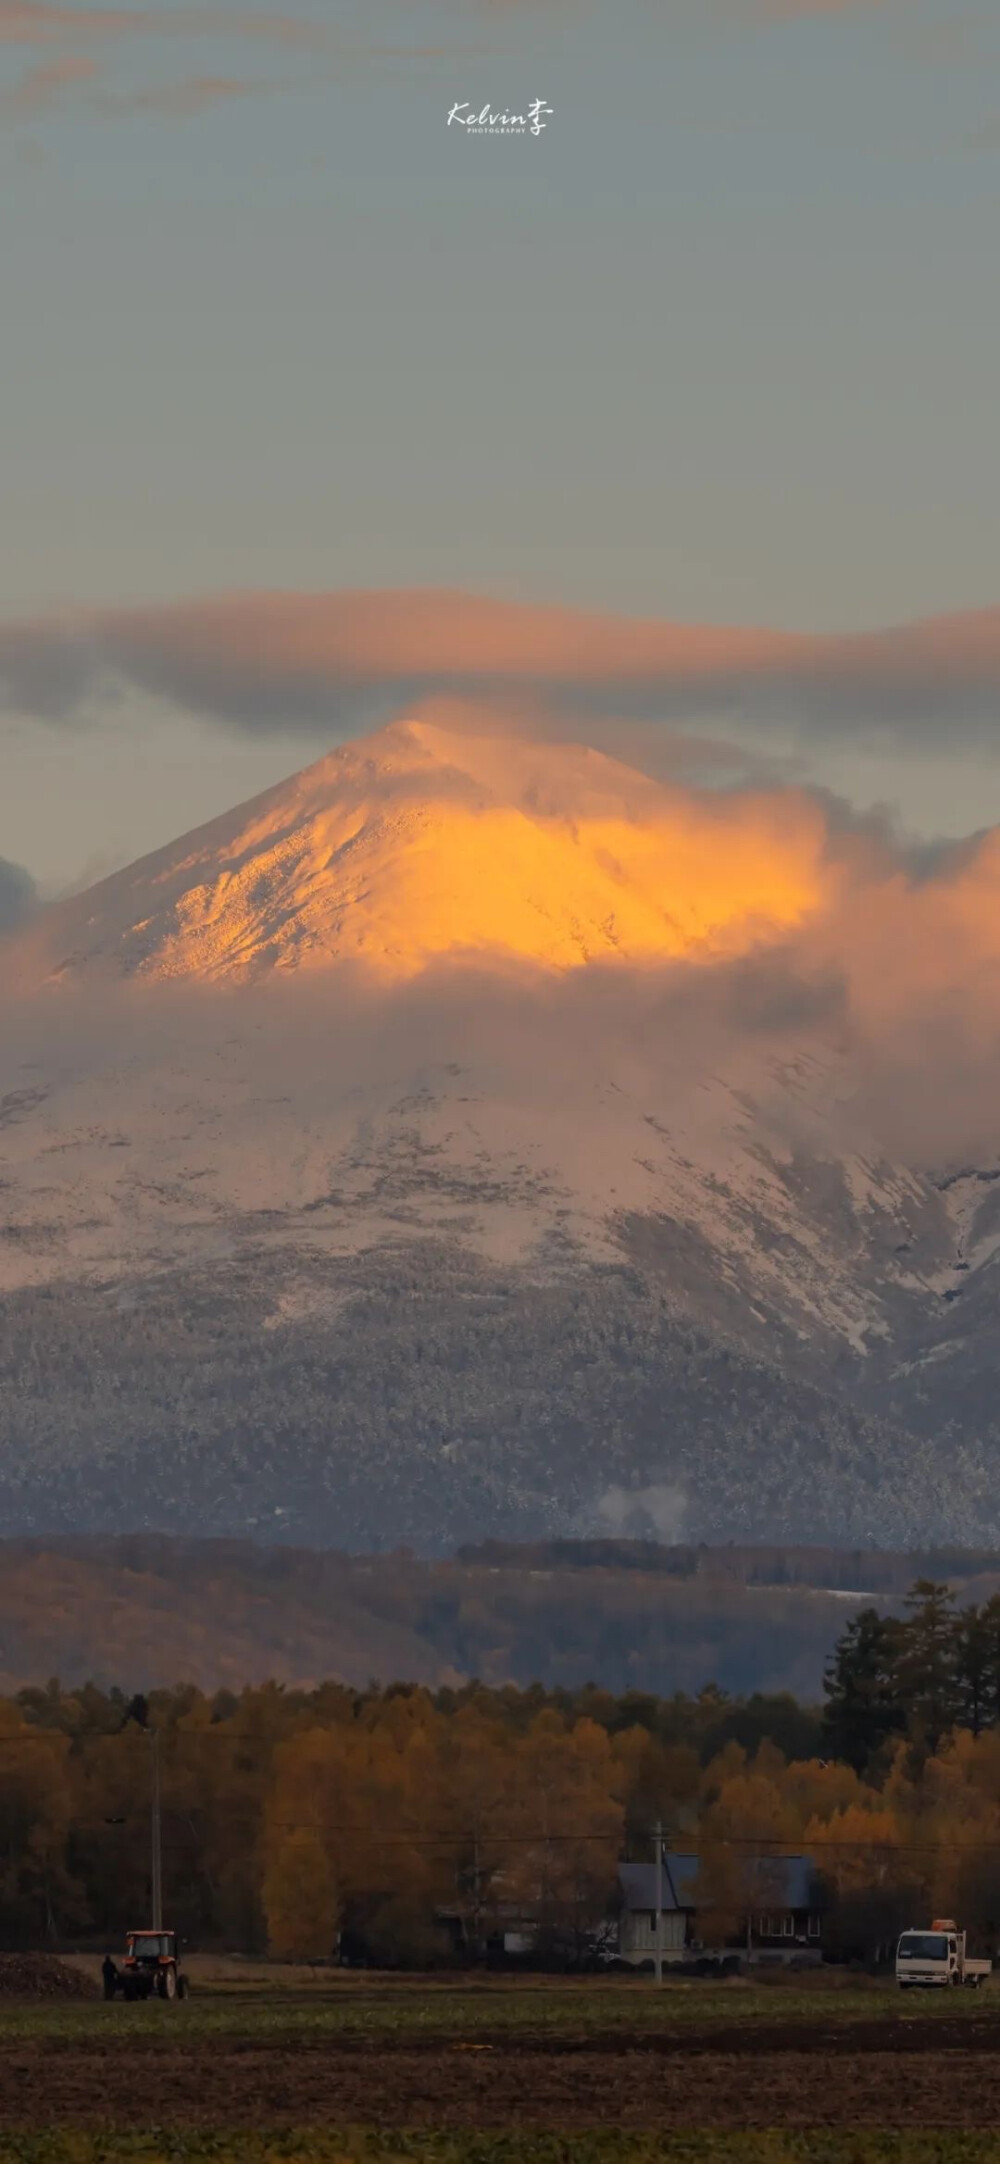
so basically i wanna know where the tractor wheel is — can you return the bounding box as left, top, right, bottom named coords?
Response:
left=162, top=1964, right=178, bottom=2001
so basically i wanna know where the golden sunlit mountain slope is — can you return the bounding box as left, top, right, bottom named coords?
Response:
left=21, top=710, right=830, bottom=986
left=2, top=709, right=1000, bottom=1551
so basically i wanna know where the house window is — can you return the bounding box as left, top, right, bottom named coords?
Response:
left=783, top=1914, right=795, bottom=1937
left=807, top=1914, right=821, bottom=1939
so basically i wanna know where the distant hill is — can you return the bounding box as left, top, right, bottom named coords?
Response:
left=455, top=1538, right=1000, bottom=1592
left=2, top=1535, right=998, bottom=1700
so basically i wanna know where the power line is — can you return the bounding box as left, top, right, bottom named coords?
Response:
left=11, top=1727, right=1000, bottom=1859
left=87, top=1814, right=1000, bottom=1859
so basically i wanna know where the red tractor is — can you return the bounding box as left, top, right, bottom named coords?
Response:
left=105, top=1929, right=188, bottom=2001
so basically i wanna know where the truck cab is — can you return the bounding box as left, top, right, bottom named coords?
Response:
left=896, top=1919, right=991, bottom=1989
left=896, top=1928, right=956, bottom=1986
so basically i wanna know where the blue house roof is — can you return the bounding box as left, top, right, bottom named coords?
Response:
left=619, top=1850, right=819, bottom=1913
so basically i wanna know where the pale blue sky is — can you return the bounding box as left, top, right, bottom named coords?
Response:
left=2, top=0, right=999, bottom=888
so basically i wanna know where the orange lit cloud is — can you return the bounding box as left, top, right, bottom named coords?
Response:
left=1, top=588, right=999, bottom=745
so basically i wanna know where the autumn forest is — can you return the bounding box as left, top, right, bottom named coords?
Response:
left=0, top=1580, right=999, bottom=1966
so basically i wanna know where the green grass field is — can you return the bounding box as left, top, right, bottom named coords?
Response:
left=1, top=1976, right=994, bottom=2044
left=3, top=2135, right=1000, bottom=2163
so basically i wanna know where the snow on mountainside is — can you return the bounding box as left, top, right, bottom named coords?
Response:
left=1, top=713, right=999, bottom=1548
left=19, top=713, right=829, bottom=985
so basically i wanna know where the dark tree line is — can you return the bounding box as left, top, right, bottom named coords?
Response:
left=823, top=1578, right=1000, bottom=1769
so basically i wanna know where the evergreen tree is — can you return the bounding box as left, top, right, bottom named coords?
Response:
left=822, top=1607, right=905, bottom=1771
left=897, top=1580, right=961, bottom=1754
left=954, top=1603, right=991, bottom=1737
left=974, top=1592, right=1000, bottom=1729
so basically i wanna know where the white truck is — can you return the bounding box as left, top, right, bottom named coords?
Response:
left=895, top=1919, right=992, bottom=1989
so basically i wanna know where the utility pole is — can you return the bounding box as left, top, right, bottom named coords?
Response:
left=653, top=1817, right=663, bottom=1985
left=472, top=1825, right=482, bottom=1962
left=150, top=1730, right=163, bottom=1932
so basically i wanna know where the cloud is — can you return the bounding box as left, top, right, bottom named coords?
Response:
left=0, top=4, right=325, bottom=46
left=0, top=3, right=133, bottom=39
left=757, top=0, right=888, bottom=16
left=0, top=3, right=343, bottom=125
left=0, top=50, right=266, bottom=121
left=99, top=72, right=257, bottom=115
left=7, top=806, right=1000, bottom=1174
left=0, top=857, right=37, bottom=933
left=0, top=50, right=95, bottom=110
left=8, top=712, right=1000, bottom=1172
left=1, top=588, right=999, bottom=748
left=591, top=1483, right=688, bottom=1541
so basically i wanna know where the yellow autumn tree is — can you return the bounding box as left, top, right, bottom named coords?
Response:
left=694, top=1759, right=798, bottom=1949
left=262, top=1827, right=338, bottom=1959
left=803, top=1803, right=905, bottom=1896
left=781, top=1756, right=868, bottom=1831
left=501, top=1712, right=623, bottom=1958
left=611, top=1725, right=701, bottom=1846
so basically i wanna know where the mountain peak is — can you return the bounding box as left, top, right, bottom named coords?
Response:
left=25, top=707, right=829, bottom=986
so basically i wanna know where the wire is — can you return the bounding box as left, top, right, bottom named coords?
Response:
left=86, top=1815, right=1000, bottom=1859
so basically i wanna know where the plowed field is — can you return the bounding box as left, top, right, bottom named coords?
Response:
left=7, top=2012, right=1000, bottom=2131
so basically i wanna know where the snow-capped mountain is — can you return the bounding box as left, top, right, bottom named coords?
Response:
left=21, top=712, right=828, bottom=986
left=1, top=713, right=997, bottom=1549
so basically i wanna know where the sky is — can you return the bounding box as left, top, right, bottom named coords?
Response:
left=1, top=0, right=999, bottom=897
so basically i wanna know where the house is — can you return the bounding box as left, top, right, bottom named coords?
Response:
left=617, top=1849, right=826, bottom=1967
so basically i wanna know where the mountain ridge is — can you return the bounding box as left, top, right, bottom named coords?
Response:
left=18, top=711, right=828, bottom=987
left=1, top=714, right=998, bottom=1547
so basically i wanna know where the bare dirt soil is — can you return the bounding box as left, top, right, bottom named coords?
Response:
left=0, top=1956, right=97, bottom=2002
left=8, top=2021, right=1000, bottom=2129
